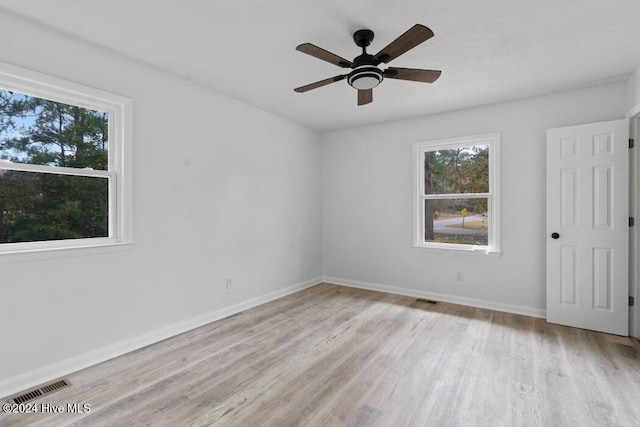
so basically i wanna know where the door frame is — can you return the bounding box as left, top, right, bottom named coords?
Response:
left=629, top=112, right=640, bottom=338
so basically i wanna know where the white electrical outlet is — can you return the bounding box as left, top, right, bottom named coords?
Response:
left=456, top=271, right=464, bottom=281
left=226, top=277, right=233, bottom=289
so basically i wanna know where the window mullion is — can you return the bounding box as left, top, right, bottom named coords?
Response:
left=423, top=193, right=490, bottom=200
left=0, top=161, right=112, bottom=178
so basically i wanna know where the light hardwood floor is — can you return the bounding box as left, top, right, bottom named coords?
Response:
left=2, top=283, right=639, bottom=426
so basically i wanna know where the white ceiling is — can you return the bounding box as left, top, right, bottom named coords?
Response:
left=1, top=0, right=640, bottom=132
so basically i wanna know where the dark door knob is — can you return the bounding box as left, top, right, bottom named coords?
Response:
left=551, top=232, right=560, bottom=239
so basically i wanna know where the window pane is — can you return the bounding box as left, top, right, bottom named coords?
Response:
left=424, top=198, right=488, bottom=246
left=0, top=170, right=109, bottom=243
left=424, top=145, right=489, bottom=194
left=0, top=88, right=108, bottom=170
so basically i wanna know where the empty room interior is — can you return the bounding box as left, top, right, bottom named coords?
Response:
left=1, top=1, right=640, bottom=426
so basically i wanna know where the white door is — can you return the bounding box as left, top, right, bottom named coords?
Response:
left=547, top=119, right=629, bottom=335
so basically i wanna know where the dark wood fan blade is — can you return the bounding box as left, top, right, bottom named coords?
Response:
left=294, top=74, right=347, bottom=93
left=383, top=67, right=441, bottom=83
left=296, top=43, right=353, bottom=68
left=374, top=24, right=434, bottom=64
left=358, top=89, right=373, bottom=106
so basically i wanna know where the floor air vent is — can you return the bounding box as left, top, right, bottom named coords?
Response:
left=8, top=379, right=71, bottom=404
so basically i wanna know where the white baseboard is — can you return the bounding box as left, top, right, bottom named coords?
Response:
left=0, top=276, right=322, bottom=399
left=323, top=276, right=546, bottom=319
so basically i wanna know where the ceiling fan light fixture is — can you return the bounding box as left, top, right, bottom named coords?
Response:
left=347, top=66, right=383, bottom=90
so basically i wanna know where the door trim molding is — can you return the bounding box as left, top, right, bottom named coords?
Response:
left=631, top=114, right=640, bottom=338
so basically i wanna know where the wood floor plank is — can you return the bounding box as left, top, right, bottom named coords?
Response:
left=1, top=283, right=639, bottom=427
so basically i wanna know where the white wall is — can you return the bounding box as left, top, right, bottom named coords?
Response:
left=322, top=83, right=628, bottom=316
left=0, top=13, right=322, bottom=396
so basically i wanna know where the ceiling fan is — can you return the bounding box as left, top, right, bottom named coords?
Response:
left=294, top=24, right=441, bottom=106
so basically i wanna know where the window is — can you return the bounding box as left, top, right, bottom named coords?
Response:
left=413, top=132, right=500, bottom=253
left=0, top=61, right=132, bottom=253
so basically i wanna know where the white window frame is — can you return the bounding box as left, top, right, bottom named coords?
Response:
left=413, top=132, right=501, bottom=254
left=0, top=61, right=133, bottom=254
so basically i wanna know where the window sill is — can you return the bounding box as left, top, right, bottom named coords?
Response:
left=0, top=240, right=135, bottom=264
left=412, top=244, right=502, bottom=257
